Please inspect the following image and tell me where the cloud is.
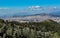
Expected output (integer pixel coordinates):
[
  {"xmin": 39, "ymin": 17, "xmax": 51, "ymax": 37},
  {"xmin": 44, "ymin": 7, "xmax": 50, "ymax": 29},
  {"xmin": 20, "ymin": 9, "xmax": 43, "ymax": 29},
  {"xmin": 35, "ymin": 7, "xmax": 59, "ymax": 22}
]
[
  {"xmin": 0, "ymin": 8, "xmax": 9, "ymax": 10},
  {"xmin": 29, "ymin": 6, "xmax": 40, "ymax": 8},
  {"xmin": 0, "ymin": 6, "xmax": 59, "ymax": 17},
  {"xmin": 28, "ymin": 5, "xmax": 42, "ymax": 10}
]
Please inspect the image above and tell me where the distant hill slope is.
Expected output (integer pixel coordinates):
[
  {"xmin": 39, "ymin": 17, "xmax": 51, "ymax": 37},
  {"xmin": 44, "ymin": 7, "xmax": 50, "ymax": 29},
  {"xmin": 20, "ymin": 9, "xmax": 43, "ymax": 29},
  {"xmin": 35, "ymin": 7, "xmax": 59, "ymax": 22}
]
[{"xmin": 49, "ymin": 11, "xmax": 60, "ymax": 17}]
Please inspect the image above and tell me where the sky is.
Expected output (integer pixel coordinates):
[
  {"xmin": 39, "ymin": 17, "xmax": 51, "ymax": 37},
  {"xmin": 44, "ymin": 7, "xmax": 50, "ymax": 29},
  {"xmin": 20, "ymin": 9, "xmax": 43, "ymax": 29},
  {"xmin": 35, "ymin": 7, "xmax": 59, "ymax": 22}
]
[
  {"xmin": 0, "ymin": 0, "xmax": 60, "ymax": 17},
  {"xmin": 0, "ymin": 0, "xmax": 60, "ymax": 7}
]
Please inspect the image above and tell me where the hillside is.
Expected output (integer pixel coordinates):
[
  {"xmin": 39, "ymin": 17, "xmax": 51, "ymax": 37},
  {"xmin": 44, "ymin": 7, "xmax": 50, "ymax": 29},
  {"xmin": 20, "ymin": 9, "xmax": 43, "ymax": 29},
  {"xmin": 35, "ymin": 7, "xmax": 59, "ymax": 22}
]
[{"xmin": 0, "ymin": 19, "xmax": 60, "ymax": 38}]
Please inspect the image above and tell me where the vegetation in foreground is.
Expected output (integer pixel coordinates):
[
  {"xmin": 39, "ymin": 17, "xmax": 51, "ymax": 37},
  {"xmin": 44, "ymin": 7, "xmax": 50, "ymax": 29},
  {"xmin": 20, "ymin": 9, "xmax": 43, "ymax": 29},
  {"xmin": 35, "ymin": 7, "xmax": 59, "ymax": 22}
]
[{"xmin": 0, "ymin": 19, "xmax": 60, "ymax": 38}]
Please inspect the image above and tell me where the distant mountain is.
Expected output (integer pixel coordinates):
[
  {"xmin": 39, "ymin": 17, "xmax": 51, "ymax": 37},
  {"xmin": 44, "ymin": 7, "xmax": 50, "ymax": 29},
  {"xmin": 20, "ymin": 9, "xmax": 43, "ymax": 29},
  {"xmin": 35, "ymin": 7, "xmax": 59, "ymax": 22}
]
[
  {"xmin": 49, "ymin": 11, "xmax": 60, "ymax": 17},
  {"xmin": 0, "ymin": 6, "xmax": 60, "ymax": 18}
]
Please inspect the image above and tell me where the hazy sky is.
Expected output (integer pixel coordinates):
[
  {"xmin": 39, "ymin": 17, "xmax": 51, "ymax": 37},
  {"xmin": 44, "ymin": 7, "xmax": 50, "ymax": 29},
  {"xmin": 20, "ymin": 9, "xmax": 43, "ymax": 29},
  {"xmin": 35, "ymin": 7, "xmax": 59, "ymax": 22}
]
[
  {"xmin": 0, "ymin": 0, "xmax": 60, "ymax": 17},
  {"xmin": 0, "ymin": 0, "xmax": 60, "ymax": 7}
]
